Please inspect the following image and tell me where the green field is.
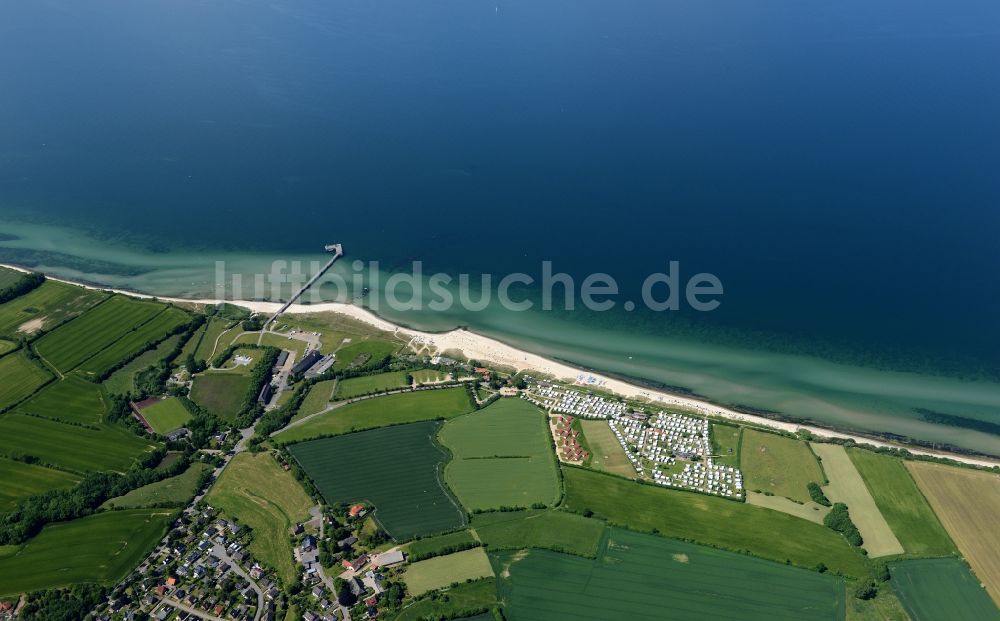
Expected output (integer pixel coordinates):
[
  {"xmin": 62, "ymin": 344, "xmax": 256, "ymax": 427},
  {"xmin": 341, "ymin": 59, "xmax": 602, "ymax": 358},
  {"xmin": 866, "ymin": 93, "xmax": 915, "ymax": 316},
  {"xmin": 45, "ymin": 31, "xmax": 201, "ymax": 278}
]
[
  {"xmin": 276, "ymin": 387, "xmax": 473, "ymax": 442},
  {"xmin": 403, "ymin": 548, "xmax": 495, "ymax": 596},
  {"xmin": 472, "ymin": 510, "xmax": 606, "ymax": 558},
  {"xmin": 405, "ymin": 530, "xmax": 480, "ymax": 560},
  {"xmin": 740, "ymin": 429, "xmax": 825, "ymax": 503},
  {"xmin": 0, "ymin": 267, "xmax": 22, "ymax": 289},
  {"xmin": 35, "ymin": 296, "xmax": 168, "ymax": 373},
  {"xmin": 332, "ymin": 339, "xmax": 399, "ymax": 370},
  {"xmin": 0, "ymin": 351, "xmax": 51, "ymax": 410},
  {"xmin": 847, "ymin": 448, "xmax": 957, "ymax": 557},
  {"xmin": 193, "ymin": 316, "xmax": 232, "ymax": 361},
  {"xmin": 0, "ymin": 508, "xmax": 176, "ymax": 597},
  {"xmin": 496, "ymin": 528, "xmax": 846, "ymax": 621},
  {"xmin": 103, "ymin": 462, "xmax": 212, "ymax": 509},
  {"xmin": 140, "ymin": 397, "xmax": 192, "ymax": 434},
  {"xmin": 438, "ymin": 399, "xmax": 559, "ymax": 510},
  {"xmin": 76, "ymin": 306, "xmax": 189, "ymax": 377},
  {"xmin": 0, "ymin": 412, "xmax": 158, "ymax": 473},
  {"xmin": 711, "ymin": 423, "xmax": 742, "ymax": 467},
  {"xmin": 205, "ymin": 452, "xmax": 313, "ymax": 585},
  {"xmin": 0, "ymin": 280, "xmax": 106, "ymax": 338},
  {"xmin": 0, "ymin": 340, "xmax": 14, "ymax": 356},
  {"xmin": 394, "ymin": 578, "xmax": 496, "ymax": 621},
  {"xmin": 335, "ymin": 371, "xmax": 410, "ymax": 399},
  {"xmin": 0, "ymin": 457, "xmax": 81, "ymax": 512},
  {"xmin": 578, "ymin": 419, "xmax": 634, "ymax": 477},
  {"xmin": 14, "ymin": 375, "xmax": 107, "ymax": 425},
  {"xmin": 562, "ymin": 467, "xmax": 868, "ymax": 577},
  {"xmin": 176, "ymin": 322, "xmax": 207, "ymax": 363},
  {"xmin": 190, "ymin": 372, "xmax": 252, "ymax": 421},
  {"xmin": 412, "ymin": 369, "xmax": 450, "ymax": 384},
  {"xmin": 232, "ymin": 331, "xmax": 308, "ymax": 358},
  {"xmin": 103, "ymin": 333, "xmax": 183, "ymax": 395},
  {"xmin": 297, "ymin": 379, "xmax": 338, "ymax": 419},
  {"xmin": 289, "ymin": 422, "xmax": 466, "ymax": 540},
  {"xmin": 890, "ymin": 558, "xmax": 1000, "ymax": 621}
]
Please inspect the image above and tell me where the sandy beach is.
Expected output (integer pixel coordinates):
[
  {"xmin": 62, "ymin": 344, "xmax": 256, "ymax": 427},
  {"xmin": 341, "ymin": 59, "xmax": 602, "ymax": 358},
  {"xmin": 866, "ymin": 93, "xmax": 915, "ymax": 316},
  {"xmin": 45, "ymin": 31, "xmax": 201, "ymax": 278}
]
[{"xmin": 4, "ymin": 262, "xmax": 998, "ymax": 469}]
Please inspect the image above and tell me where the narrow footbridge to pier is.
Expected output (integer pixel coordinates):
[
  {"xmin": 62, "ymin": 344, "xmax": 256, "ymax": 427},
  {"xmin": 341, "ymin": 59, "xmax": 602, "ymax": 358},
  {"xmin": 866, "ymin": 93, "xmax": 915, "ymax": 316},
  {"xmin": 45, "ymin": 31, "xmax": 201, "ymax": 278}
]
[{"xmin": 265, "ymin": 243, "xmax": 343, "ymax": 328}]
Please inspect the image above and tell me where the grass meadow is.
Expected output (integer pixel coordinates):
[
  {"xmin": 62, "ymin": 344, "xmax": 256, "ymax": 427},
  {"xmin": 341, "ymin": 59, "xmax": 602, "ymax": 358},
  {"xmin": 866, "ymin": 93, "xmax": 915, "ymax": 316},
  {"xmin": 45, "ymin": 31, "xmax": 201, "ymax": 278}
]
[
  {"xmin": 0, "ymin": 281, "xmax": 106, "ymax": 338},
  {"xmin": 404, "ymin": 530, "xmax": 479, "ymax": 560},
  {"xmin": 103, "ymin": 462, "xmax": 212, "ymax": 509},
  {"xmin": 438, "ymin": 399, "xmax": 559, "ymax": 511},
  {"xmin": 140, "ymin": 397, "xmax": 192, "ymax": 434},
  {"xmin": 193, "ymin": 316, "xmax": 233, "ymax": 361},
  {"xmin": 335, "ymin": 370, "xmax": 410, "ymax": 399},
  {"xmin": 332, "ymin": 339, "xmax": 399, "ymax": 370},
  {"xmin": 711, "ymin": 423, "xmax": 742, "ymax": 467},
  {"xmin": 190, "ymin": 372, "xmax": 252, "ymax": 422},
  {"xmin": 0, "ymin": 457, "xmax": 81, "ymax": 512},
  {"xmin": 0, "ymin": 508, "xmax": 175, "ymax": 597},
  {"xmin": 890, "ymin": 558, "xmax": 1000, "ymax": 621},
  {"xmin": 205, "ymin": 452, "xmax": 313, "ymax": 585},
  {"xmin": 102, "ymin": 334, "xmax": 183, "ymax": 395},
  {"xmin": 394, "ymin": 578, "xmax": 496, "ymax": 621},
  {"xmin": 472, "ymin": 510, "xmax": 606, "ymax": 558},
  {"xmin": 0, "ymin": 351, "xmax": 51, "ymax": 410},
  {"xmin": 403, "ymin": 548, "xmax": 495, "ymax": 596},
  {"xmin": 495, "ymin": 528, "xmax": 846, "ymax": 621},
  {"xmin": 297, "ymin": 379, "xmax": 337, "ymax": 419},
  {"xmin": 740, "ymin": 429, "xmax": 825, "ymax": 503},
  {"xmin": 276, "ymin": 387, "xmax": 473, "ymax": 442},
  {"xmin": 846, "ymin": 449, "xmax": 956, "ymax": 557},
  {"xmin": 76, "ymin": 306, "xmax": 189, "ymax": 377},
  {"xmin": 14, "ymin": 375, "xmax": 108, "ymax": 425},
  {"xmin": 578, "ymin": 419, "xmax": 635, "ymax": 477},
  {"xmin": 562, "ymin": 467, "xmax": 868, "ymax": 577},
  {"xmin": 289, "ymin": 422, "xmax": 466, "ymax": 540},
  {"xmin": 0, "ymin": 267, "xmax": 22, "ymax": 288},
  {"xmin": 412, "ymin": 369, "xmax": 451, "ymax": 384}
]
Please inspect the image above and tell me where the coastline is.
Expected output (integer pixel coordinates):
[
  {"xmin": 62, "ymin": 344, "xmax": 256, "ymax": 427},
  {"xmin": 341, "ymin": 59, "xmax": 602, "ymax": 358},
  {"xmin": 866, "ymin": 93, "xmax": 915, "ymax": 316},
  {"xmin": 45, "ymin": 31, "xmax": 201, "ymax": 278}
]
[{"xmin": 4, "ymin": 262, "xmax": 999, "ymax": 470}]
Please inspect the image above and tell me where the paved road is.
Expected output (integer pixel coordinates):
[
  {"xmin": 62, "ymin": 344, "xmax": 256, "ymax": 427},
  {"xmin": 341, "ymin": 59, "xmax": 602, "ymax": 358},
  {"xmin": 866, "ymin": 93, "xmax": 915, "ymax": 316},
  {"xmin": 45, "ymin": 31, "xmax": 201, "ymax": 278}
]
[{"xmin": 155, "ymin": 596, "xmax": 228, "ymax": 621}]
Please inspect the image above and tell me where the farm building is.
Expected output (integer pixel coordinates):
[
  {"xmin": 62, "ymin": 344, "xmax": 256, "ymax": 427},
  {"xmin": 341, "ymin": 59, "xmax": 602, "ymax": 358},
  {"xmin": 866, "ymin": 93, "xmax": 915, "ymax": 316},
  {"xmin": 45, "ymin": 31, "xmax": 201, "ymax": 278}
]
[{"xmin": 292, "ymin": 350, "xmax": 323, "ymax": 375}]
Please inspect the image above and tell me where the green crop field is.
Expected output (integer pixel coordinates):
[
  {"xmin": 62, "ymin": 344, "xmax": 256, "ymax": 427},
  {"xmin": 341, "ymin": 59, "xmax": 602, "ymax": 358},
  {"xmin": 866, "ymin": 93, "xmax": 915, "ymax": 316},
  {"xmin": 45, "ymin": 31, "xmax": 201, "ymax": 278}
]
[
  {"xmin": 0, "ymin": 457, "xmax": 81, "ymax": 512},
  {"xmin": 0, "ymin": 508, "xmax": 176, "ymax": 597},
  {"xmin": 194, "ymin": 316, "xmax": 232, "ymax": 361},
  {"xmin": 403, "ymin": 548, "xmax": 495, "ymax": 596},
  {"xmin": 35, "ymin": 296, "xmax": 167, "ymax": 372},
  {"xmin": 103, "ymin": 334, "xmax": 183, "ymax": 395},
  {"xmin": 711, "ymin": 423, "xmax": 742, "ymax": 467},
  {"xmin": 190, "ymin": 372, "xmax": 252, "ymax": 421},
  {"xmin": 205, "ymin": 452, "xmax": 313, "ymax": 585},
  {"xmin": 0, "ymin": 340, "xmax": 14, "ymax": 356},
  {"xmin": 562, "ymin": 467, "xmax": 868, "ymax": 577},
  {"xmin": 335, "ymin": 371, "xmax": 410, "ymax": 399},
  {"xmin": 405, "ymin": 530, "xmax": 479, "ymax": 560},
  {"xmin": 176, "ymin": 322, "xmax": 206, "ymax": 363},
  {"xmin": 76, "ymin": 306, "xmax": 189, "ymax": 377},
  {"xmin": 438, "ymin": 399, "xmax": 559, "ymax": 510},
  {"xmin": 847, "ymin": 448, "xmax": 956, "ymax": 557},
  {"xmin": 472, "ymin": 510, "xmax": 606, "ymax": 558},
  {"xmin": 740, "ymin": 429, "xmax": 825, "ymax": 503},
  {"xmin": 140, "ymin": 397, "xmax": 192, "ymax": 434},
  {"xmin": 394, "ymin": 578, "xmax": 497, "ymax": 621},
  {"xmin": 496, "ymin": 528, "xmax": 846, "ymax": 621},
  {"xmin": 289, "ymin": 422, "xmax": 466, "ymax": 540},
  {"xmin": 297, "ymin": 379, "xmax": 338, "ymax": 419},
  {"xmin": 0, "ymin": 351, "xmax": 51, "ymax": 410},
  {"xmin": 14, "ymin": 375, "xmax": 107, "ymax": 425},
  {"xmin": 578, "ymin": 419, "xmax": 634, "ymax": 477},
  {"xmin": 103, "ymin": 462, "xmax": 212, "ymax": 509},
  {"xmin": 332, "ymin": 339, "xmax": 399, "ymax": 370},
  {"xmin": 0, "ymin": 412, "xmax": 158, "ymax": 473},
  {"xmin": 890, "ymin": 558, "xmax": 1000, "ymax": 621},
  {"xmin": 276, "ymin": 387, "xmax": 473, "ymax": 442},
  {"xmin": 0, "ymin": 280, "xmax": 106, "ymax": 338}
]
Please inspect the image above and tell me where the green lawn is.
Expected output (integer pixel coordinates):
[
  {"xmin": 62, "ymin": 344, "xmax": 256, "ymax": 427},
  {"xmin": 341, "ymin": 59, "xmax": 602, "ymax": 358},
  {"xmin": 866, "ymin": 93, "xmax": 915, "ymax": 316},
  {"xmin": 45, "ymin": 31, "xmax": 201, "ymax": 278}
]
[
  {"xmin": 102, "ymin": 462, "xmax": 212, "ymax": 509},
  {"xmin": 562, "ymin": 467, "xmax": 868, "ymax": 577},
  {"xmin": 232, "ymin": 331, "xmax": 308, "ymax": 358},
  {"xmin": 578, "ymin": 419, "xmax": 635, "ymax": 477},
  {"xmin": 14, "ymin": 375, "xmax": 108, "ymax": 425},
  {"xmin": 76, "ymin": 306, "xmax": 189, "ymax": 378},
  {"xmin": 0, "ymin": 457, "xmax": 81, "ymax": 513},
  {"xmin": 438, "ymin": 399, "xmax": 560, "ymax": 510},
  {"xmin": 404, "ymin": 530, "xmax": 480, "ymax": 560},
  {"xmin": 393, "ymin": 578, "xmax": 496, "ymax": 621},
  {"xmin": 335, "ymin": 371, "xmax": 410, "ymax": 399},
  {"xmin": 403, "ymin": 548, "xmax": 495, "ymax": 596},
  {"xmin": 332, "ymin": 339, "xmax": 400, "ymax": 370},
  {"xmin": 890, "ymin": 558, "xmax": 1000, "ymax": 621},
  {"xmin": 35, "ymin": 296, "xmax": 168, "ymax": 373},
  {"xmin": 847, "ymin": 448, "xmax": 957, "ymax": 557},
  {"xmin": 412, "ymin": 369, "xmax": 451, "ymax": 385},
  {"xmin": 176, "ymin": 322, "xmax": 207, "ymax": 364},
  {"xmin": 190, "ymin": 372, "xmax": 252, "ymax": 422},
  {"xmin": 0, "ymin": 508, "xmax": 176, "ymax": 597},
  {"xmin": 740, "ymin": 429, "xmax": 825, "ymax": 502},
  {"xmin": 711, "ymin": 423, "xmax": 742, "ymax": 467},
  {"xmin": 193, "ymin": 316, "xmax": 233, "ymax": 362},
  {"xmin": 0, "ymin": 351, "xmax": 51, "ymax": 410},
  {"xmin": 140, "ymin": 397, "xmax": 193, "ymax": 434},
  {"xmin": 495, "ymin": 528, "xmax": 846, "ymax": 621},
  {"xmin": 297, "ymin": 379, "xmax": 338, "ymax": 419},
  {"xmin": 0, "ymin": 280, "xmax": 106, "ymax": 338},
  {"xmin": 276, "ymin": 387, "xmax": 473, "ymax": 442},
  {"xmin": 205, "ymin": 452, "xmax": 313, "ymax": 585},
  {"xmin": 472, "ymin": 510, "xmax": 606, "ymax": 558},
  {"xmin": 289, "ymin": 422, "xmax": 466, "ymax": 540},
  {"xmin": 103, "ymin": 334, "xmax": 183, "ymax": 395}
]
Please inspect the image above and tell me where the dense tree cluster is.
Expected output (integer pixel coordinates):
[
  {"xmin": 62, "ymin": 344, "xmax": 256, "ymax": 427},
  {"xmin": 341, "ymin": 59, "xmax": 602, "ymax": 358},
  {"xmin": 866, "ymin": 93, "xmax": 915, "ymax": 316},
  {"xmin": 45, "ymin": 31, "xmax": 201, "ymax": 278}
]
[
  {"xmin": 19, "ymin": 584, "xmax": 106, "ymax": 621},
  {"xmin": 807, "ymin": 482, "xmax": 831, "ymax": 506},
  {"xmin": 823, "ymin": 503, "xmax": 863, "ymax": 547},
  {"xmin": 0, "ymin": 271, "xmax": 44, "ymax": 304}
]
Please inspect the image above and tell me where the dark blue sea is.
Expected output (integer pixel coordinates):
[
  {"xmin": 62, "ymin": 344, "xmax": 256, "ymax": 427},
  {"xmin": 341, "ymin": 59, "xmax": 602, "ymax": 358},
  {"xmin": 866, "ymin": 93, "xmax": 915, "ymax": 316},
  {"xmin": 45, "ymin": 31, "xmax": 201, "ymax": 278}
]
[{"xmin": 1, "ymin": 0, "xmax": 999, "ymax": 454}]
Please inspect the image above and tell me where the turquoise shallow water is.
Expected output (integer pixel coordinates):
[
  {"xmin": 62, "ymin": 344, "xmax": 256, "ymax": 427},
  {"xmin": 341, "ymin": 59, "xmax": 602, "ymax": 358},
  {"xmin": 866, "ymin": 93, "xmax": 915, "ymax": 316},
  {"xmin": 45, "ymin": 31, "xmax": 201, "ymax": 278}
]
[{"xmin": 1, "ymin": 0, "xmax": 999, "ymax": 454}]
